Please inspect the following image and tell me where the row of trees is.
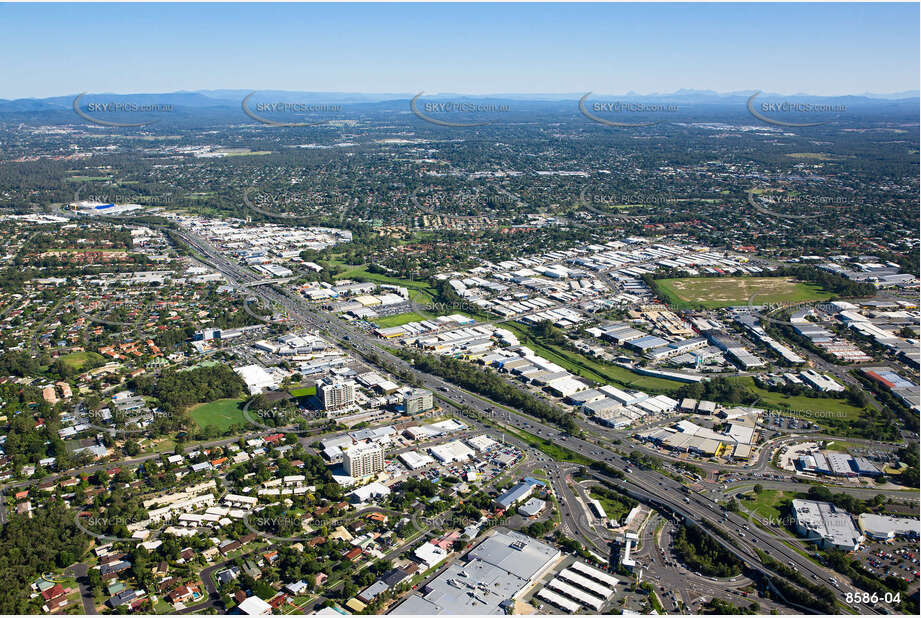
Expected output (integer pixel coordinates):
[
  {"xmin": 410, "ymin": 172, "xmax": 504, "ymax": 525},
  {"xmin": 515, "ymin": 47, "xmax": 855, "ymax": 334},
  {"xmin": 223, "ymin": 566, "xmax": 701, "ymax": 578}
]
[
  {"xmin": 853, "ymin": 371, "xmax": 919, "ymax": 435},
  {"xmin": 802, "ymin": 485, "xmax": 888, "ymax": 516},
  {"xmin": 672, "ymin": 523, "xmax": 743, "ymax": 578},
  {"xmin": 676, "ymin": 377, "xmax": 758, "ymax": 406},
  {"xmin": 755, "ymin": 548, "xmax": 837, "ymax": 613},
  {"xmin": 771, "ymin": 265, "xmax": 877, "ymax": 298}
]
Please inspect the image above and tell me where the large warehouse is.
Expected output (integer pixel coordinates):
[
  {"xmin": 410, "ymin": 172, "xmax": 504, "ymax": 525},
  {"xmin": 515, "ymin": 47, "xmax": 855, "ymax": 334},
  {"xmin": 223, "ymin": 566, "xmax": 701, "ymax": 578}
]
[
  {"xmin": 391, "ymin": 530, "xmax": 561, "ymax": 615},
  {"xmin": 791, "ymin": 499, "xmax": 864, "ymax": 551}
]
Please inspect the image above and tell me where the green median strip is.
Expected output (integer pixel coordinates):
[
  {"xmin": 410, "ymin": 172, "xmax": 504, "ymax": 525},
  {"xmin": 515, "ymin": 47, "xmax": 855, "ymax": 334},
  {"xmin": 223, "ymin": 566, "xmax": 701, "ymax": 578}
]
[
  {"xmin": 501, "ymin": 322, "xmax": 683, "ymax": 394},
  {"xmin": 494, "ymin": 423, "xmax": 593, "ymax": 466}
]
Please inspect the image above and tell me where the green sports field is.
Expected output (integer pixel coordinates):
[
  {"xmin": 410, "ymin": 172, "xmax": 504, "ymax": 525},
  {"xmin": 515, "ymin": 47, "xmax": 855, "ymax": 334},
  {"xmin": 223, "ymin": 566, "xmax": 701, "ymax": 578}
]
[
  {"xmin": 58, "ymin": 351, "xmax": 105, "ymax": 370},
  {"xmin": 189, "ymin": 398, "xmax": 246, "ymax": 430},
  {"xmin": 289, "ymin": 385, "xmax": 316, "ymax": 398},
  {"xmin": 654, "ymin": 277, "xmax": 833, "ymax": 309},
  {"xmin": 372, "ymin": 311, "xmax": 431, "ymax": 328}
]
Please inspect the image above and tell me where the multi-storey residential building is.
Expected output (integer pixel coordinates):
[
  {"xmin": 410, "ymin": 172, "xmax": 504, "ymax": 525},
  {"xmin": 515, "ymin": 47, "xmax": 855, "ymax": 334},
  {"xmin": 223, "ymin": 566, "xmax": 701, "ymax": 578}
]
[
  {"xmin": 320, "ymin": 379, "xmax": 356, "ymax": 410},
  {"xmin": 404, "ymin": 388, "xmax": 434, "ymax": 414},
  {"xmin": 344, "ymin": 442, "xmax": 384, "ymax": 478}
]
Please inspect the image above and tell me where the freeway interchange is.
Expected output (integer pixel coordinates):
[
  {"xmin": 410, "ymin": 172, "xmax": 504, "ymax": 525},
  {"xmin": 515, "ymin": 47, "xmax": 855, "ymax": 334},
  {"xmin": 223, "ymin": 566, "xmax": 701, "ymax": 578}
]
[{"xmin": 175, "ymin": 227, "xmax": 883, "ymax": 615}]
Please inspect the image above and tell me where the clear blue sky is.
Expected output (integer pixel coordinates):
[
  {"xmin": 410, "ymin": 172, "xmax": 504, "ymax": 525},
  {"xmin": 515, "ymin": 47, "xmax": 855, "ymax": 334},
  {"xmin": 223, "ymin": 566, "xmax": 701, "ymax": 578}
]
[{"xmin": 1, "ymin": 2, "xmax": 917, "ymax": 98}]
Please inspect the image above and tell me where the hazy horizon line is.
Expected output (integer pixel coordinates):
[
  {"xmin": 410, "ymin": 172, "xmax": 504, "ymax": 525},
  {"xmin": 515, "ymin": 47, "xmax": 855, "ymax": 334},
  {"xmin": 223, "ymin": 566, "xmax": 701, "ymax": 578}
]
[{"xmin": 3, "ymin": 88, "xmax": 919, "ymax": 101}]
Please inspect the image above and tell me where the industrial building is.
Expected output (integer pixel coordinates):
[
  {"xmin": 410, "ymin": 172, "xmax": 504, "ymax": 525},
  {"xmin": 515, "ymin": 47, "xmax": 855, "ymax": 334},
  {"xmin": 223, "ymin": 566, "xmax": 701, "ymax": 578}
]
[
  {"xmin": 858, "ymin": 514, "xmax": 920, "ymax": 541},
  {"xmin": 399, "ymin": 450, "xmax": 435, "ymax": 470},
  {"xmin": 518, "ymin": 498, "xmax": 546, "ymax": 517},
  {"xmin": 466, "ymin": 434, "xmax": 500, "ymax": 452},
  {"xmin": 392, "ymin": 530, "xmax": 561, "ymax": 615},
  {"xmin": 234, "ymin": 364, "xmax": 278, "ymax": 395},
  {"xmin": 535, "ymin": 561, "xmax": 618, "ymax": 613},
  {"xmin": 791, "ymin": 499, "xmax": 864, "ymax": 551},
  {"xmin": 800, "ymin": 369, "xmax": 845, "ymax": 393},
  {"xmin": 796, "ymin": 451, "xmax": 882, "ymax": 478},
  {"xmin": 429, "ymin": 440, "xmax": 475, "ymax": 464},
  {"xmin": 495, "ymin": 481, "xmax": 535, "ymax": 510}
]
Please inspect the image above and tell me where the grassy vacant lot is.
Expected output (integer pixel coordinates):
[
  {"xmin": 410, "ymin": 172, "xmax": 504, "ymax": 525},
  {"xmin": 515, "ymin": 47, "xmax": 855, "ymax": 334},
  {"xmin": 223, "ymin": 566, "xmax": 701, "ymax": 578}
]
[
  {"xmin": 58, "ymin": 351, "xmax": 105, "ymax": 370},
  {"xmin": 189, "ymin": 398, "xmax": 246, "ymax": 431},
  {"xmin": 589, "ymin": 489, "xmax": 634, "ymax": 522},
  {"xmin": 330, "ymin": 263, "xmax": 492, "ymax": 321},
  {"xmin": 786, "ymin": 153, "xmax": 839, "ymax": 161},
  {"xmin": 289, "ymin": 385, "xmax": 316, "ymax": 398},
  {"xmin": 743, "ymin": 378, "xmax": 865, "ymax": 421},
  {"xmin": 823, "ymin": 440, "xmax": 861, "ymax": 452},
  {"xmin": 372, "ymin": 311, "xmax": 432, "ymax": 328},
  {"xmin": 654, "ymin": 277, "xmax": 833, "ymax": 309},
  {"xmin": 332, "ymin": 265, "xmax": 439, "ymax": 304},
  {"xmin": 740, "ymin": 489, "xmax": 795, "ymax": 522}
]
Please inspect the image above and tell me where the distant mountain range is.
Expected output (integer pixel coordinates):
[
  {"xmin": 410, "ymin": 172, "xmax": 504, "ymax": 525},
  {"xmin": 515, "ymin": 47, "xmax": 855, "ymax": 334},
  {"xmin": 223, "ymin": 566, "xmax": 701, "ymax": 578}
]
[{"xmin": 1, "ymin": 89, "xmax": 917, "ymax": 114}]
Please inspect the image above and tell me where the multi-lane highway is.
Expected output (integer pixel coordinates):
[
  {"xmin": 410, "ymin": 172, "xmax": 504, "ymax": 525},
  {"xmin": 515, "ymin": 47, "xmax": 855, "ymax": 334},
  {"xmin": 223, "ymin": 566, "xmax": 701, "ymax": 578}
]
[{"xmin": 173, "ymin": 227, "xmax": 881, "ymax": 614}]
